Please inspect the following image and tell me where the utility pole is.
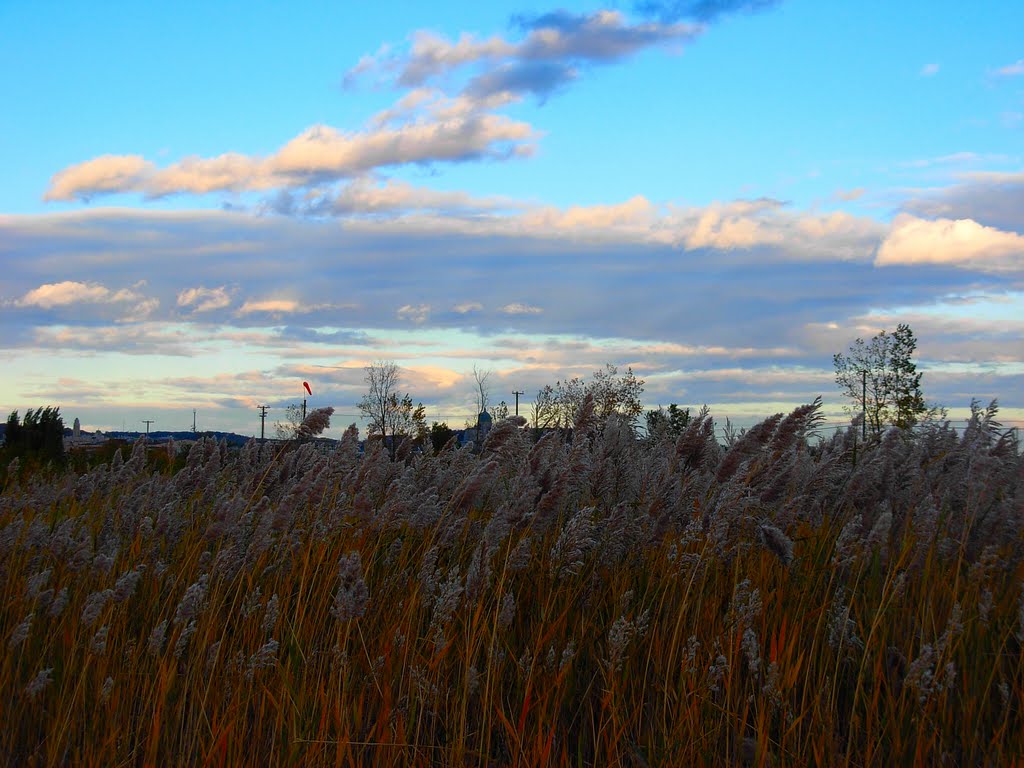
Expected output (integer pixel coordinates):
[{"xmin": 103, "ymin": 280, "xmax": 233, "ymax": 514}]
[
  {"xmin": 513, "ymin": 390, "xmax": 524, "ymax": 416},
  {"xmin": 257, "ymin": 406, "xmax": 269, "ymax": 440},
  {"xmin": 141, "ymin": 419, "xmax": 155, "ymax": 436},
  {"xmin": 192, "ymin": 409, "xmax": 197, "ymax": 434}
]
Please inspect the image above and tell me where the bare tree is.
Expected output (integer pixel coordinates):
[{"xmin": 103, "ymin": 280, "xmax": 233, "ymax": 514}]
[
  {"xmin": 472, "ymin": 365, "xmax": 492, "ymax": 415},
  {"xmin": 358, "ymin": 361, "xmax": 425, "ymax": 458},
  {"xmin": 532, "ymin": 384, "xmax": 561, "ymax": 431},
  {"xmin": 274, "ymin": 404, "xmax": 303, "ymax": 440}
]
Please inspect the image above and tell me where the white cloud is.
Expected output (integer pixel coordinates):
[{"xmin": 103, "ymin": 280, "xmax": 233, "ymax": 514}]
[
  {"xmin": 834, "ymin": 187, "xmax": 866, "ymax": 202},
  {"xmin": 349, "ymin": 10, "xmax": 700, "ymax": 97},
  {"xmin": 15, "ymin": 279, "xmax": 153, "ymax": 317},
  {"xmin": 898, "ymin": 152, "xmax": 981, "ymax": 169},
  {"xmin": 120, "ymin": 298, "xmax": 160, "ymax": 322},
  {"xmin": 232, "ymin": 299, "xmax": 354, "ymax": 318},
  {"xmin": 323, "ymin": 178, "xmax": 516, "ymax": 215},
  {"xmin": 145, "ymin": 153, "xmax": 268, "ymax": 197},
  {"xmin": 26, "ymin": 323, "xmax": 192, "ymax": 355},
  {"xmin": 500, "ymin": 302, "xmax": 543, "ymax": 315},
  {"xmin": 34, "ymin": 8, "xmax": 708, "ymax": 207},
  {"xmin": 237, "ymin": 298, "xmax": 300, "ymax": 315},
  {"xmin": 177, "ymin": 286, "xmax": 232, "ymax": 312},
  {"xmin": 684, "ymin": 199, "xmax": 784, "ymax": 249},
  {"xmin": 920, "ymin": 63, "xmax": 940, "ymax": 77},
  {"xmin": 959, "ymin": 170, "xmax": 1024, "ymax": 184},
  {"xmin": 4, "ymin": 193, "xmax": 1022, "ymax": 435},
  {"xmin": 44, "ymin": 155, "xmax": 156, "ymax": 202},
  {"xmin": 876, "ymin": 214, "xmax": 1024, "ymax": 273},
  {"xmin": 44, "ymin": 101, "xmax": 537, "ymax": 202},
  {"xmin": 17, "ymin": 281, "xmax": 115, "ymax": 308},
  {"xmin": 268, "ymin": 117, "xmax": 534, "ymax": 180},
  {"xmin": 993, "ymin": 59, "xmax": 1024, "ymax": 77},
  {"xmin": 397, "ymin": 303, "xmax": 431, "ymax": 323},
  {"xmin": 523, "ymin": 195, "xmax": 657, "ymax": 232},
  {"xmin": 398, "ymin": 31, "xmax": 516, "ymax": 85}
]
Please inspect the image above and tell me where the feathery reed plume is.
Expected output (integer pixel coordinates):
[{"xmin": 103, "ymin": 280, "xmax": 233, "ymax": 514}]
[
  {"xmin": 80, "ymin": 589, "xmax": 113, "ymax": 627},
  {"xmin": 330, "ymin": 552, "xmax": 369, "ymax": 621},
  {"xmin": 173, "ymin": 575, "xmax": 208, "ymax": 625},
  {"xmin": 296, "ymin": 407, "xmax": 334, "ymax": 439},
  {"xmin": 246, "ymin": 640, "xmax": 279, "ymax": 680},
  {"xmin": 549, "ymin": 506, "xmax": 597, "ymax": 580},
  {"xmin": 89, "ymin": 625, "xmax": 109, "ymax": 655},
  {"xmin": 8, "ymin": 613, "xmax": 33, "ymax": 649},
  {"xmin": 25, "ymin": 570, "xmax": 51, "ymax": 600},
  {"xmin": 449, "ymin": 458, "xmax": 499, "ymax": 514},
  {"xmin": 261, "ymin": 594, "xmax": 280, "ymax": 634},
  {"xmin": 0, "ymin": 393, "xmax": 1021, "ymax": 764},
  {"xmin": 147, "ymin": 620, "xmax": 168, "ymax": 657},
  {"xmin": 24, "ymin": 668, "xmax": 53, "ymax": 699},
  {"xmin": 758, "ymin": 523, "xmax": 794, "ymax": 566},
  {"xmin": 498, "ymin": 591, "xmax": 515, "ymax": 629},
  {"xmin": 112, "ymin": 567, "xmax": 144, "ymax": 603},
  {"xmin": 429, "ymin": 567, "xmax": 463, "ymax": 651}
]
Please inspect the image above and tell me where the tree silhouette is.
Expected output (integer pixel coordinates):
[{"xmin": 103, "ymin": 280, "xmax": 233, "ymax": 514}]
[
  {"xmin": 358, "ymin": 361, "xmax": 426, "ymax": 458},
  {"xmin": 833, "ymin": 323, "xmax": 927, "ymax": 434},
  {"xmin": 3, "ymin": 407, "xmax": 66, "ymax": 467}
]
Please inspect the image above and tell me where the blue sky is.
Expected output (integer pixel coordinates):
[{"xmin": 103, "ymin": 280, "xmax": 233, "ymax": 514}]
[{"xmin": 1, "ymin": 0, "xmax": 1022, "ymax": 437}]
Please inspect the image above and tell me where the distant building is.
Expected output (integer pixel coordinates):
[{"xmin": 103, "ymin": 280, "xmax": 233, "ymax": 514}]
[
  {"xmin": 459, "ymin": 410, "xmax": 493, "ymax": 449},
  {"xmin": 477, "ymin": 410, "xmax": 492, "ymax": 439}
]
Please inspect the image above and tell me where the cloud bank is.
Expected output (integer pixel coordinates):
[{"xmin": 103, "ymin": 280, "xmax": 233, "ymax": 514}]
[{"xmin": 877, "ymin": 214, "xmax": 1024, "ymax": 273}]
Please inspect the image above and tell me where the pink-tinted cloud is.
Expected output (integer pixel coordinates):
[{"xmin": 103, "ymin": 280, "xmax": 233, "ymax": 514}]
[
  {"xmin": 44, "ymin": 155, "xmax": 156, "ymax": 202},
  {"xmin": 44, "ymin": 102, "xmax": 537, "ymax": 202},
  {"xmin": 177, "ymin": 286, "xmax": 233, "ymax": 312},
  {"xmin": 993, "ymin": 58, "xmax": 1024, "ymax": 77},
  {"xmin": 876, "ymin": 214, "xmax": 1024, "ymax": 273}
]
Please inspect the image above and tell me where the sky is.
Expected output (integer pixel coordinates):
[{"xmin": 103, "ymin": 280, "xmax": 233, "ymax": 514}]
[{"xmin": 1, "ymin": 0, "xmax": 1023, "ymax": 439}]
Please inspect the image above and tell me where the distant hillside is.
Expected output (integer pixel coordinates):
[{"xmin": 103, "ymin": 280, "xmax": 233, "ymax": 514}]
[
  {"xmin": 55, "ymin": 427, "xmax": 255, "ymax": 447},
  {"xmin": 99, "ymin": 430, "xmax": 254, "ymax": 447}
]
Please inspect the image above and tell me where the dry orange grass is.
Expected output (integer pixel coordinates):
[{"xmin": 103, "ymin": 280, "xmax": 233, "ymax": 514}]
[{"xmin": 1, "ymin": 403, "xmax": 1022, "ymax": 766}]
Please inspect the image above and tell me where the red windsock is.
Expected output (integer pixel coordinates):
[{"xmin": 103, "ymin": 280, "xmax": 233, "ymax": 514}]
[{"xmin": 303, "ymin": 381, "xmax": 312, "ymax": 396}]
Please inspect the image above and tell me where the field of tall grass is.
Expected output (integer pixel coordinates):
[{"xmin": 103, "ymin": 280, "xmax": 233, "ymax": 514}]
[{"xmin": 1, "ymin": 398, "xmax": 1022, "ymax": 766}]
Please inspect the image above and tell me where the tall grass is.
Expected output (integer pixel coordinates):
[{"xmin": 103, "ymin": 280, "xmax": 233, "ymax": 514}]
[{"xmin": 1, "ymin": 400, "xmax": 1021, "ymax": 766}]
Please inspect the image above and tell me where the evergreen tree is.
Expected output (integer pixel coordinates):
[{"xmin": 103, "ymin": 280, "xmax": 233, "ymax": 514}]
[
  {"xmin": 645, "ymin": 404, "xmax": 691, "ymax": 439},
  {"xmin": 3, "ymin": 407, "xmax": 66, "ymax": 467}
]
